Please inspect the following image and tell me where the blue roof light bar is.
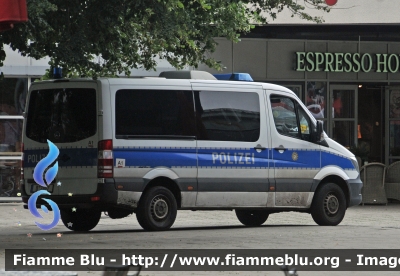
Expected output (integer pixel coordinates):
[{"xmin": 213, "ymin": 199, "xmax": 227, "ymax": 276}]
[{"xmin": 213, "ymin": 73, "xmax": 253, "ymax": 82}]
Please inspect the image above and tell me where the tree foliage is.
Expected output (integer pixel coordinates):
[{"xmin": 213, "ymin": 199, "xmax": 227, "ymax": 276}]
[{"xmin": 0, "ymin": 0, "xmax": 330, "ymax": 78}]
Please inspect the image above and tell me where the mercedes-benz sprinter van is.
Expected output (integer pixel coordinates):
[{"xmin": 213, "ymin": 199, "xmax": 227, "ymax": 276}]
[{"xmin": 22, "ymin": 71, "xmax": 362, "ymax": 231}]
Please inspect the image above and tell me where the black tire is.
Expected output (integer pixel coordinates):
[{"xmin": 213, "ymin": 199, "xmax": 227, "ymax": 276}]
[
  {"xmin": 235, "ymin": 209, "xmax": 269, "ymax": 226},
  {"xmin": 60, "ymin": 208, "xmax": 101, "ymax": 231},
  {"xmin": 107, "ymin": 208, "xmax": 133, "ymax": 219},
  {"xmin": 311, "ymin": 182, "xmax": 346, "ymax": 226},
  {"xmin": 136, "ymin": 186, "xmax": 177, "ymax": 231}
]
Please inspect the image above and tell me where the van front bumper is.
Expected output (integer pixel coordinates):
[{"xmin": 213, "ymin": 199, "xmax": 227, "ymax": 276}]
[{"xmin": 347, "ymin": 176, "xmax": 363, "ymax": 207}]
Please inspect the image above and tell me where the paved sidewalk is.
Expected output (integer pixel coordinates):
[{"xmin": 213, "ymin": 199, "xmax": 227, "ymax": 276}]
[{"xmin": 1, "ymin": 201, "xmax": 399, "ymax": 276}]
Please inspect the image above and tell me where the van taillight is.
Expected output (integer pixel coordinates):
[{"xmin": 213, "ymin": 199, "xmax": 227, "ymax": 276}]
[
  {"xmin": 21, "ymin": 142, "xmax": 24, "ymax": 180},
  {"xmin": 98, "ymin": 140, "xmax": 113, "ymax": 178}
]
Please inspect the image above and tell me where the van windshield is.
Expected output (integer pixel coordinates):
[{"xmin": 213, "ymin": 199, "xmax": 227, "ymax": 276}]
[{"xmin": 26, "ymin": 88, "xmax": 96, "ymax": 143}]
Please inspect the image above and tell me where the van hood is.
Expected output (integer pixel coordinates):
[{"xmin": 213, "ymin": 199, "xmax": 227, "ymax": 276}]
[{"xmin": 325, "ymin": 136, "xmax": 355, "ymax": 158}]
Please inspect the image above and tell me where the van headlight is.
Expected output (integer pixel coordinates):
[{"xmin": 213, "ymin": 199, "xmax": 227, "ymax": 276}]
[{"xmin": 351, "ymin": 158, "xmax": 360, "ymax": 173}]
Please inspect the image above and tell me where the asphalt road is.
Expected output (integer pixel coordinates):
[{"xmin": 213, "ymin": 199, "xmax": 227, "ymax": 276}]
[{"xmin": 0, "ymin": 201, "xmax": 400, "ymax": 276}]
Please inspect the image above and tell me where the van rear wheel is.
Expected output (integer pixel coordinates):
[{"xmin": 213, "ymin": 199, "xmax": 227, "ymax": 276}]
[
  {"xmin": 235, "ymin": 210, "xmax": 269, "ymax": 226},
  {"xmin": 60, "ymin": 208, "xmax": 101, "ymax": 231},
  {"xmin": 311, "ymin": 182, "xmax": 346, "ymax": 226},
  {"xmin": 136, "ymin": 186, "xmax": 177, "ymax": 231}
]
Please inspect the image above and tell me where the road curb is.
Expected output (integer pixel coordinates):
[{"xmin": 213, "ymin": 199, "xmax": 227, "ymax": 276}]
[{"xmin": 0, "ymin": 197, "xmax": 22, "ymax": 203}]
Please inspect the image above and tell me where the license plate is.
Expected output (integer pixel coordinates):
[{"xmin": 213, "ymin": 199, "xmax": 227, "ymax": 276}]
[{"xmin": 30, "ymin": 184, "xmax": 54, "ymax": 193}]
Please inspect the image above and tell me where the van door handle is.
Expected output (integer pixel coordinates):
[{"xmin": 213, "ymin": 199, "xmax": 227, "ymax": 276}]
[
  {"xmin": 274, "ymin": 145, "xmax": 288, "ymax": 151},
  {"xmin": 253, "ymin": 144, "xmax": 267, "ymax": 151}
]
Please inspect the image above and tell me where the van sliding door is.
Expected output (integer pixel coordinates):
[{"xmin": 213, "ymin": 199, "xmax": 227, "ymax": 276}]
[
  {"xmin": 192, "ymin": 83, "xmax": 271, "ymax": 208},
  {"xmin": 112, "ymin": 88, "xmax": 198, "ymax": 208}
]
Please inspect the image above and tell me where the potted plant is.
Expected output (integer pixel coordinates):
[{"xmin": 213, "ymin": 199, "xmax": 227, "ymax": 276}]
[{"xmin": 350, "ymin": 142, "xmax": 370, "ymax": 164}]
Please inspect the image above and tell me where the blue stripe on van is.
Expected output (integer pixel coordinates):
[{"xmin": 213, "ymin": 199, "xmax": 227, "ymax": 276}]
[
  {"xmin": 113, "ymin": 147, "xmax": 197, "ymax": 167},
  {"xmin": 24, "ymin": 147, "xmax": 354, "ymax": 170},
  {"xmin": 24, "ymin": 148, "xmax": 97, "ymax": 168},
  {"xmin": 321, "ymin": 151, "xmax": 354, "ymax": 170},
  {"xmin": 114, "ymin": 147, "xmax": 355, "ymax": 170},
  {"xmin": 273, "ymin": 149, "xmax": 320, "ymax": 169}
]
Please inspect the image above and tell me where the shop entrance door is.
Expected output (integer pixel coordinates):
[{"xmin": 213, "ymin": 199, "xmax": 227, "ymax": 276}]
[
  {"xmin": 329, "ymin": 85, "xmax": 358, "ymax": 150},
  {"xmin": 357, "ymin": 85, "xmax": 384, "ymax": 164},
  {"xmin": 385, "ymin": 87, "xmax": 400, "ymax": 165}
]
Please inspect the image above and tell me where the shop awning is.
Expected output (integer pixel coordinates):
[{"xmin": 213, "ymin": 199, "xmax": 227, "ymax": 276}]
[{"xmin": 0, "ymin": 0, "xmax": 28, "ymax": 31}]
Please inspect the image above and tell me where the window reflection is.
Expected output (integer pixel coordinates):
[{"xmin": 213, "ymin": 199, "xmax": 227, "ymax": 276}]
[
  {"xmin": 332, "ymin": 121, "xmax": 354, "ymax": 148},
  {"xmin": 306, "ymin": 82, "xmax": 326, "ymax": 119},
  {"xmin": 390, "ymin": 90, "xmax": 400, "ymax": 119},
  {"xmin": 195, "ymin": 91, "xmax": 260, "ymax": 142},
  {"xmin": 332, "ymin": 90, "xmax": 354, "ymax": 118},
  {"xmin": 0, "ymin": 78, "xmax": 26, "ymax": 197}
]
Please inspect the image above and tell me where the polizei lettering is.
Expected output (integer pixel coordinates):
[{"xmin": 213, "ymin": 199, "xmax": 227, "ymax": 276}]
[
  {"xmin": 212, "ymin": 152, "xmax": 255, "ymax": 165},
  {"xmin": 27, "ymin": 154, "xmax": 47, "ymax": 164}
]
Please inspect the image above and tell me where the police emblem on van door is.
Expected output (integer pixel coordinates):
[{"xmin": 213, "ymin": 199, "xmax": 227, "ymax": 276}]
[{"xmin": 292, "ymin": 152, "xmax": 299, "ymax": 161}]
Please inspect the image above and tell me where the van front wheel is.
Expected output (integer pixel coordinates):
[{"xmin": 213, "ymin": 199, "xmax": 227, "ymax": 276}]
[
  {"xmin": 60, "ymin": 209, "xmax": 101, "ymax": 231},
  {"xmin": 235, "ymin": 210, "xmax": 269, "ymax": 226},
  {"xmin": 311, "ymin": 183, "xmax": 346, "ymax": 226},
  {"xmin": 136, "ymin": 186, "xmax": 177, "ymax": 231}
]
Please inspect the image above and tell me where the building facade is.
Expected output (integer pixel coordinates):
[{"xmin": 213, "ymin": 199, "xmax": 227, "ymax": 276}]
[{"xmin": 199, "ymin": 24, "xmax": 400, "ymax": 166}]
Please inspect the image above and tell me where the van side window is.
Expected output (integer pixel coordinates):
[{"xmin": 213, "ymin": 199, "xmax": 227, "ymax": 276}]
[
  {"xmin": 270, "ymin": 95, "xmax": 313, "ymax": 141},
  {"xmin": 115, "ymin": 90, "xmax": 195, "ymax": 137},
  {"xmin": 298, "ymin": 107, "xmax": 312, "ymax": 141},
  {"xmin": 194, "ymin": 91, "xmax": 260, "ymax": 142},
  {"xmin": 270, "ymin": 96, "xmax": 299, "ymax": 138}
]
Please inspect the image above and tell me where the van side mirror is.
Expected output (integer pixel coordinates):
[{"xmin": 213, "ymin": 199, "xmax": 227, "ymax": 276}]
[
  {"xmin": 312, "ymin": 120, "xmax": 324, "ymax": 143},
  {"xmin": 316, "ymin": 120, "xmax": 323, "ymax": 141}
]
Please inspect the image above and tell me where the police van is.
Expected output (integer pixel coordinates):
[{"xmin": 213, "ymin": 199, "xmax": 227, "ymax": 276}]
[{"xmin": 21, "ymin": 71, "xmax": 362, "ymax": 231}]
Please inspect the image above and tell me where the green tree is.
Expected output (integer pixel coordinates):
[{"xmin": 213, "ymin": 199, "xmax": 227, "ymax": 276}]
[{"xmin": 0, "ymin": 0, "xmax": 330, "ymax": 78}]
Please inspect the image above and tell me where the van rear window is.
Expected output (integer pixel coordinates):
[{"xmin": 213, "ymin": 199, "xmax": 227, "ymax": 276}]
[{"xmin": 26, "ymin": 88, "xmax": 96, "ymax": 143}]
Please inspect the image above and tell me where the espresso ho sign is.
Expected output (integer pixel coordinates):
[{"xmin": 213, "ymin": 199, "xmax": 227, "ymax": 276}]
[{"xmin": 296, "ymin": 52, "xmax": 400, "ymax": 73}]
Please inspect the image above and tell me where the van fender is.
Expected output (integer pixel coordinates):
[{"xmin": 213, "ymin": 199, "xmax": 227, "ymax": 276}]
[
  {"xmin": 313, "ymin": 165, "xmax": 349, "ymax": 181},
  {"xmin": 311, "ymin": 165, "xmax": 350, "ymax": 196},
  {"xmin": 143, "ymin": 167, "xmax": 179, "ymax": 180},
  {"xmin": 142, "ymin": 167, "xmax": 191, "ymax": 207},
  {"xmin": 311, "ymin": 166, "xmax": 361, "ymax": 208}
]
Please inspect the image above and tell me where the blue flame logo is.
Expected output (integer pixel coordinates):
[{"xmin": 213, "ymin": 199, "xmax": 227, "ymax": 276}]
[
  {"xmin": 33, "ymin": 140, "xmax": 59, "ymax": 187},
  {"xmin": 28, "ymin": 140, "xmax": 61, "ymax": 231}
]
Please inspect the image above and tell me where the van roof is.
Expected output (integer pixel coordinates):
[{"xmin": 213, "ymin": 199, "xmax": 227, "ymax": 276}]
[{"xmin": 30, "ymin": 74, "xmax": 296, "ymax": 96}]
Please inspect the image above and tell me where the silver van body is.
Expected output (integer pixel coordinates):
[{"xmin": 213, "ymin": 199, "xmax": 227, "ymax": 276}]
[{"xmin": 22, "ymin": 73, "xmax": 362, "ymax": 231}]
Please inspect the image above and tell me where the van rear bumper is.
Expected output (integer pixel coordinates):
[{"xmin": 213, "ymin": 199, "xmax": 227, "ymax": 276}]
[
  {"xmin": 22, "ymin": 180, "xmax": 121, "ymax": 211},
  {"xmin": 347, "ymin": 177, "xmax": 363, "ymax": 207}
]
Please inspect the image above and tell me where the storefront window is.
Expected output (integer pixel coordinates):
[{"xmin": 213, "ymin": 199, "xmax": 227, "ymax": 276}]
[
  {"xmin": 332, "ymin": 121, "xmax": 355, "ymax": 149},
  {"xmin": 388, "ymin": 89, "xmax": 400, "ymax": 164},
  {"xmin": 0, "ymin": 119, "xmax": 22, "ymax": 151},
  {"xmin": 306, "ymin": 82, "xmax": 326, "ymax": 120},
  {"xmin": 389, "ymin": 121, "xmax": 400, "ymax": 158},
  {"xmin": 284, "ymin": 86, "xmax": 301, "ymax": 98},
  {"xmin": 0, "ymin": 78, "xmax": 26, "ymax": 197},
  {"xmin": 389, "ymin": 90, "xmax": 400, "ymax": 119},
  {"xmin": 389, "ymin": 90, "xmax": 400, "ymax": 159},
  {"xmin": 332, "ymin": 89, "xmax": 355, "ymax": 119}
]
